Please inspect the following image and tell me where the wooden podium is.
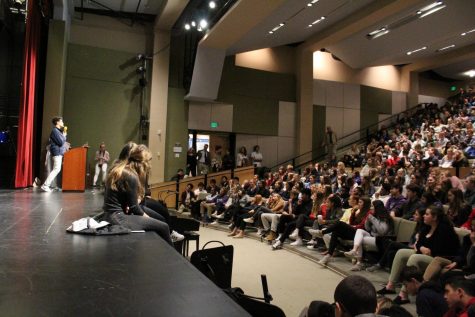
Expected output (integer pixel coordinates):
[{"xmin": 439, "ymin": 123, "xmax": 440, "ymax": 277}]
[{"xmin": 62, "ymin": 147, "xmax": 88, "ymax": 191}]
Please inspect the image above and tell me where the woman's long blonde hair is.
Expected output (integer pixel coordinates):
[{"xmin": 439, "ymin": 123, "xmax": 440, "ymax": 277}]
[{"xmin": 106, "ymin": 143, "xmax": 151, "ymax": 199}]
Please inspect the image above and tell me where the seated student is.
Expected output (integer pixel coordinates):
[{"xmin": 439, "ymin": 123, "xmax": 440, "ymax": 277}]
[
  {"xmin": 344, "ymin": 200, "xmax": 394, "ymax": 271},
  {"xmin": 271, "ymin": 188, "xmax": 312, "ymax": 249},
  {"xmin": 333, "ymin": 275, "xmax": 378, "ymax": 317},
  {"xmin": 118, "ymin": 142, "xmax": 183, "ymax": 242},
  {"xmin": 447, "ymin": 188, "xmax": 472, "ymax": 227},
  {"xmin": 397, "ymin": 183, "xmax": 422, "ymax": 219},
  {"xmin": 229, "ymin": 194, "xmax": 263, "ymax": 238},
  {"xmin": 191, "ymin": 182, "xmax": 207, "ymax": 219},
  {"xmin": 377, "ymin": 206, "xmax": 460, "ymax": 305},
  {"xmin": 244, "ymin": 192, "xmax": 284, "ymax": 236},
  {"xmin": 178, "ymin": 183, "xmax": 195, "ymax": 213},
  {"xmin": 316, "ymin": 196, "xmax": 372, "ymax": 265},
  {"xmin": 307, "ymin": 194, "xmax": 345, "ymax": 251},
  {"xmin": 443, "ymin": 277, "xmax": 475, "ymax": 317},
  {"xmin": 401, "ymin": 266, "xmax": 448, "ymax": 317},
  {"xmin": 170, "ymin": 168, "xmax": 185, "ymax": 181},
  {"xmin": 262, "ymin": 190, "xmax": 299, "ymax": 242},
  {"xmin": 103, "ymin": 144, "xmax": 173, "ymax": 245}
]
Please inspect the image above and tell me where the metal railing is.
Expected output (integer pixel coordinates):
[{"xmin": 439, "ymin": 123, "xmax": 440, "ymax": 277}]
[{"xmin": 270, "ymin": 103, "xmax": 426, "ymax": 172}]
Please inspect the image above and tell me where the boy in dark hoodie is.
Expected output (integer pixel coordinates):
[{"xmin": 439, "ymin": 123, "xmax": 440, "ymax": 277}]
[{"xmin": 401, "ymin": 265, "xmax": 448, "ymax": 317}]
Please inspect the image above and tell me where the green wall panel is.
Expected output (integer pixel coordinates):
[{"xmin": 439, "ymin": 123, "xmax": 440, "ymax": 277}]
[
  {"xmin": 63, "ymin": 44, "xmax": 145, "ymax": 175},
  {"xmin": 218, "ymin": 56, "xmax": 296, "ymax": 136},
  {"xmin": 313, "ymin": 105, "xmax": 326, "ymax": 159},
  {"xmin": 360, "ymin": 85, "xmax": 392, "ymax": 137},
  {"xmin": 165, "ymin": 87, "xmax": 188, "ymax": 180}
]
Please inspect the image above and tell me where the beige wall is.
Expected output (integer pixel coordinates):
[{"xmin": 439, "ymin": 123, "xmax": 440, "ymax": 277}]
[
  {"xmin": 235, "ymin": 46, "xmax": 296, "ymax": 74},
  {"xmin": 69, "ymin": 14, "xmax": 153, "ymax": 53},
  {"xmin": 312, "ymin": 51, "xmax": 405, "ymax": 92}
]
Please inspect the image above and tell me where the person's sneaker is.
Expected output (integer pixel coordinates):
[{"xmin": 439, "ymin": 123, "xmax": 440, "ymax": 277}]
[
  {"xmin": 376, "ymin": 287, "xmax": 396, "ymax": 295},
  {"xmin": 344, "ymin": 250, "xmax": 358, "ymax": 258},
  {"xmin": 290, "ymin": 238, "xmax": 303, "ymax": 246},
  {"xmin": 211, "ymin": 211, "xmax": 218, "ymax": 217},
  {"xmin": 272, "ymin": 240, "xmax": 282, "ymax": 250},
  {"xmin": 307, "ymin": 239, "xmax": 317, "ymax": 245},
  {"xmin": 228, "ymin": 223, "xmax": 234, "ymax": 229},
  {"xmin": 350, "ymin": 263, "xmax": 364, "ymax": 271},
  {"xmin": 289, "ymin": 229, "xmax": 299, "ymax": 240},
  {"xmin": 243, "ymin": 217, "xmax": 254, "ymax": 224},
  {"xmin": 318, "ymin": 254, "xmax": 331, "ymax": 265},
  {"xmin": 170, "ymin": 230, "xmax": 184, "ymax": 242},
  {"xmin": 393, "ymin": 296, "xmax": 410, "ymax": 305},
  {"xmin": 215, "ymin": 213, "xmax": 225, "ymax": 219},
  {"xmin": 307, "ymin": 244, "xmax": 318, "ymax": 250},
  {"xmin": 366, "ymin": 263, "xmax": 381, "ymax": 272},
  {"xmin": 210, "ymin": 220, "xmax": 219, "ymax": 225},
  {"xmin": 41, "ymin": 184, "xmax": 52, "ymax": 192}
]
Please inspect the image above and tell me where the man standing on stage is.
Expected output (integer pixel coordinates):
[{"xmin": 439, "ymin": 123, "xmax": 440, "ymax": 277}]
[
  {"xmin": 42, "ymin": 116, "xmax": 67, "ymax": 192},
  {"xmin": 93, "ymin": 142, "xmax": 110, "ymax": 187}
]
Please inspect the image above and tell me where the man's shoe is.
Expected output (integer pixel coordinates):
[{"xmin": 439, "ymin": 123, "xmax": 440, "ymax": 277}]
[
  {"xmin": 307, "ymin": 245, "xmax": 318, "ymax": 250},
  {"xmin": 210, "ymin": 220, "xmax": 219, "ymax": 225},
  {"xmin": 243, "ymin": 217, "xmax": 254, "ymax": 224},
  {"xmin": 393, "ymin": 296, "xmax": 410, "ymax": 305},
  {"xmin": 366, "ymin": 263, "xmax": 381, "ymax": 272},
  {"xmin": 272, "ymin": 240, "xmax": 282, "ymax": 250},
  {"xmin": 376, "ymin": 287, "xmax": 396, "ymax": 295},
  {"xmin": 216, "ymin": 213, "xmax": 225, "ymax": 219},
  {"xmin": 290, "ymin": 238, "xmax": 303, "ymax": 246},
  {"xmin": 289, "ymin": 229, "xmax": 299, "ymax": 240},
  {"xmin": 41, "ymin": 184, "xmax": 52, "ymax": 192},
  {"xmin": 307, "ymin": 239, "xmax": 317, "ymax": 245},
  {"xmin": 318, "ymin": 254, "xmax": 331, "ymax": 265},
  {"xmin": 170, "ymin": 230, "xmax": 184, "ymax": 242}
]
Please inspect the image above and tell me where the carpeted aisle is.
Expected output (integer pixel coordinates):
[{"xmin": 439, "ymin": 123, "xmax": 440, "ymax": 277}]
[{"xmin": 197, "ymin": 227, "xmax": 344, "ymax": 317}]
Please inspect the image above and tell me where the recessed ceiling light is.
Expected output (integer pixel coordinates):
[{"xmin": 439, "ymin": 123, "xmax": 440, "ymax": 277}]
[
  {"xmin": 209, "ymin": 1, "xmax": 216, "ymax": 9},
  {"xmin": 307, "ymin": 0, "xmax": 319, "ymax": 6},
  {"xmin": 461, "ymin": 28, "xmax": 475, "ymax": 36},
  {"xmin": 268, "ymin": 22, "xmax": 285, "ymax": 34},
  {"xmin": 464, "ymin": 70, "xmax": 475, "ymax": 78},
  {"xmin": 367, "ymin": 27, "xmax": 389, "ymax": 40},
  {"xmin": 436, "ymin": 44, "xmax": 455, "ymax": 52},
  {"xmin": 406, "ymin": 46, "xmax": 427, "ymax": 55},
  {"xmin": 418, "ymin": 1, "xmax": 446, "ymax": 18},
  {"xmin": 200, "ymin": 19, "xmax": 208, "ymax": 29},
  {"xmin": 184, "ymin": 23, "xmax": 190, "ymax": 30},
  {"xmin": 310, "ymin": 16, "xmax": 325, "ymax": 25}
]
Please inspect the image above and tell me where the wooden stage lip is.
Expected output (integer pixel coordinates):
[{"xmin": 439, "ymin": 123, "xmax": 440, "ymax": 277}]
[{"xmin": 0, "ymin": 189, "xmax": 250, "ymax": 316}]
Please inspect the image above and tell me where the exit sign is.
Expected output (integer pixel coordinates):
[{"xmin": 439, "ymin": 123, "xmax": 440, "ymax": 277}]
[
  {"xmin": 450, "ymin": 86, "xmax": 457, "ymax": 92},
  {"xmin": 211, "ymin": 122, "xmax": 219, "ymax": 128}
]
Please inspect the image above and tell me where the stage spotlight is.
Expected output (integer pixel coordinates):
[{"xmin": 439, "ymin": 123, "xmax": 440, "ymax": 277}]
[
  {"xmin": 191, "ymin": 21, "xmax": 196, "ymax": 27},
  {"xmin": 199, "ymin": 19, "xmax": 208, "ymax": 29},
  {"xmin": 209, "ymin": 1, "xmax": 216, "ymax": 9},
  {"xmin": 184, "ymin": 23, "xmax": 190, "ymax": 30}
]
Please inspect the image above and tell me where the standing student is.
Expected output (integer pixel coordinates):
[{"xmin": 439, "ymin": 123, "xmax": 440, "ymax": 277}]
[
  {"xmin": 323, "ymin": 126, "xmax": 338, "ymax": 160},
  {"xmin": 197, "ymin": 144, "xmax": 210, "ymax": 175},
  {"xmin": 93, "ymin": 142, "xmax": 110, "ymax": 187},
  {"xmin": 42, "ymin": 116, "xmax": 67, "ymax": 192}
]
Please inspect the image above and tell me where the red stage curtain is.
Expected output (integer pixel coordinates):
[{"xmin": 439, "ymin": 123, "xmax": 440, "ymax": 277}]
[{"xmin": 15, "ymin": 0, "xmax": 42, "ymax": 188}]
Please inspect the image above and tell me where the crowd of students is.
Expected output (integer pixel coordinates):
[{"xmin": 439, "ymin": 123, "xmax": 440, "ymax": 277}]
[{"xmin": 177, "ymin": 91, "xmax": 475, "ymax": 316}]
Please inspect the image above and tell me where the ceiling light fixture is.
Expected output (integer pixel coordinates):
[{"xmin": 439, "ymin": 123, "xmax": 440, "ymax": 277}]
[
  {"xmin": 209, "ymin": 1, "xmax": 216, "ymax": 9},
  {"xmin": 367, "ymin": 27, "xmax": 389, "ymax": 39},
  {"xmin": 184, "ymin": 23, "xmax": 190, "ymax": 30},
  {"xmin": 461, "ymin": 28, "xmax": 475, "ymax": 36},
  {"xmin": 200, "ymin": 19, "xmax": 208, "ymax": 29},
  {"xmin": 436, "ymin": 44, "xmax": 455, "ymax": 52},
  {"xmin": 307, "ymin": 0, "xmax": 319, "ymax": 7},
  {"xmin": 309, "ymin": 16, "xmax": 325, "ymax": 26},
  {"xmin": 418, "ymin": 1, "xmax": 446, "ymax": 18},
  {"xmin": 191, "ymin": 21, "xmax": 196, "ymax": 27},
  {"xmin": 268, "ymin": 22, "xmax": 285, "ymax": 35},
  {"xmin": 406, "ymin": 46, "xmax": 427, "ymax": 55}
]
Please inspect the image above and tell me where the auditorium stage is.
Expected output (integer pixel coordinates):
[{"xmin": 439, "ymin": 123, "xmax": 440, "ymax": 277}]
[{"xmin": 0, "ymin": 189, "xmax": 250, "ymax": 316}]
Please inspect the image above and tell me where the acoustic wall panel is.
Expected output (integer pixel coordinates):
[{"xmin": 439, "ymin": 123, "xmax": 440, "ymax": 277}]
[
  {"xmin": 278, "ymin": 101, "xmax": 296, "ymax": 137},
  {"xmin": 211, "ymin": 103, "xmax": 233, "ymax": 132},
  {"xmin": 313, "ymin": 80, "xmax": 326, "ymax": 106},
  {"xmin": 277, "ymin": 136, "xmax": 296, "ymax": 166},
  {"xmin": 257, "ymin": 136, "xmax": 279, "ymax": 168},
  {"xmin": 188, "ymin": 102, "xmax": 211, "ymax": 130},
  {"xmin": 325, "ymin": 81, "xmax": 344, "ymax": 108},
  {"xmin": 392, "ymin": 91, "xmax": 407, "ymax": 114},
  {"xmin": 344, "ymin": 83, "xmax": 360, "ymax": 109},
  {"xmin": 343, "ymin": 108, "xmax": 360, "ymax": 145},
  {"xmin": 325, "ymin": 106, "xmax": 344, "ymax": 141}
]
